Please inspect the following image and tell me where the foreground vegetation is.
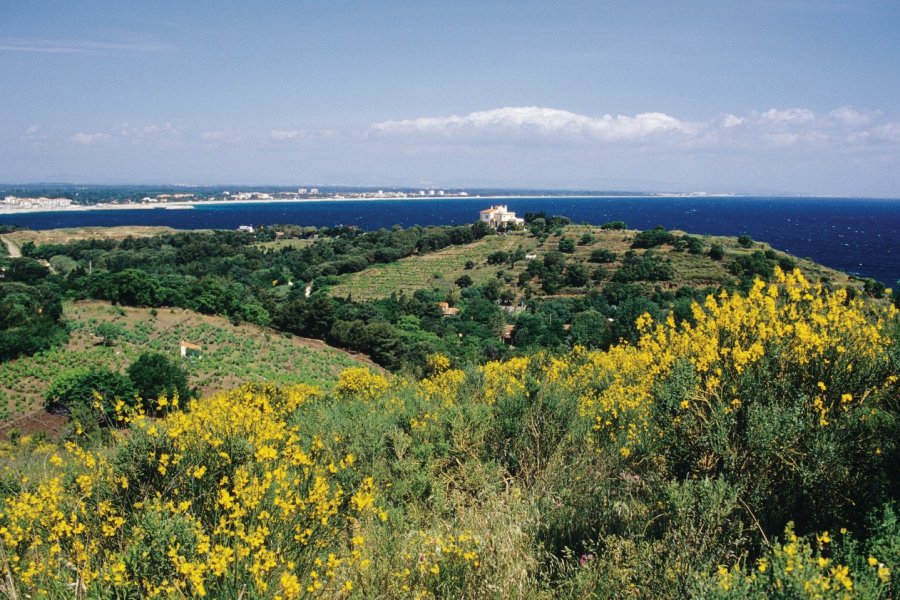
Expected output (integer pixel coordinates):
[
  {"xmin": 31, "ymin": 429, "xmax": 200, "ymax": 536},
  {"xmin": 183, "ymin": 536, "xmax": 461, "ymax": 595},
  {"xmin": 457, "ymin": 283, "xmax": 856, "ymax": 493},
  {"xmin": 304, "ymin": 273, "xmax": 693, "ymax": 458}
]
[
  {"xmin": 1, "ymin": 269, "xmax": 897, "ymax": 598},
  {"xmin": 0, "ymin": 302, "xmax": 369, "ymax": 426}
]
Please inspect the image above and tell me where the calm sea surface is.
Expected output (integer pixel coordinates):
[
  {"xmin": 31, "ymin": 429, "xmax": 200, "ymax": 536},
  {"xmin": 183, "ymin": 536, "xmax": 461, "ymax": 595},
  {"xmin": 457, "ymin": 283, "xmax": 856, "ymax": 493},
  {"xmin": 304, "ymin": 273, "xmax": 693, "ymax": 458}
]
[{"xmin": 3, "ymin": 196, "xmax": 899, "ymax": 285}]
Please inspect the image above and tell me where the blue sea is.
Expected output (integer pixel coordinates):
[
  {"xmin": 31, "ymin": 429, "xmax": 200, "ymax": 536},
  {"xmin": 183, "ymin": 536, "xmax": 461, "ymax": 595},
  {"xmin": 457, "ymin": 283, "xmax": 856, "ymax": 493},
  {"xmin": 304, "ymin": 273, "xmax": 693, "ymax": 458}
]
[{"xmin": 3, "ymin": 196, "xmax": 899, "ymax": 286}]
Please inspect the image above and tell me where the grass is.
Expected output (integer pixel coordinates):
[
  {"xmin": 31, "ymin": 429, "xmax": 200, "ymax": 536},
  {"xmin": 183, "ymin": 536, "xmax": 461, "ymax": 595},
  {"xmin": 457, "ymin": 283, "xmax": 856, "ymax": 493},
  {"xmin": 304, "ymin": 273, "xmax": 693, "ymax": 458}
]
[
  {"xmin": 0, "ymin": 301, "xmax": 375, "ymax": 430},
  {"xmin": 329, "ymin": 231, "xmax": 541, "ymax": 300},
  {"xmin": 3, "ymin": 225, "xmax": 185, "ymax": 247},
  {"xmin": 329, "ymin": 224, "xmax": 865, "ymax": 302}
]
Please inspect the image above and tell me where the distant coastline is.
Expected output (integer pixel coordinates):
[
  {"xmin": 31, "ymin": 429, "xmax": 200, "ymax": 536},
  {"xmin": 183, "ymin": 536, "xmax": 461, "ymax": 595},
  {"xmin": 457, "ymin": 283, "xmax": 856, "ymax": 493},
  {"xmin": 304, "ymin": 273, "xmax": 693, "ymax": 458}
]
[{"xmin": 1, "ymin": 193, "xmax": 746, "ymax": 215}]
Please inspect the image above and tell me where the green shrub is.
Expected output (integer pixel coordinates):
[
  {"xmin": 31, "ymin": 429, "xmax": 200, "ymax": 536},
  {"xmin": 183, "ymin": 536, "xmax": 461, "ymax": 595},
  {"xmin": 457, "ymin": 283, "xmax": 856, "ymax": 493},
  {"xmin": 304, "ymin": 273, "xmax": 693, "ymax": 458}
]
[
  {"xmin": 127, "ymin": 351, "xmax": 192, "ymax": 409},
  {"xmin": 588, "ymin": 248, "xmax": 617, "ymax": 263},
  {"xmin": 600, "ymin": 221, "xmax": 628, "ymax": 230},
  {"xmin": 558, "ymin": 238, "xmax": 576, "ymax": 253},
  {"xmin": 632, "ymin": 226, "xmax": 674, "ymax": 249},
  {"xmin": 44, "ymin": 367, "xmax": 135, "ymax": 426}
]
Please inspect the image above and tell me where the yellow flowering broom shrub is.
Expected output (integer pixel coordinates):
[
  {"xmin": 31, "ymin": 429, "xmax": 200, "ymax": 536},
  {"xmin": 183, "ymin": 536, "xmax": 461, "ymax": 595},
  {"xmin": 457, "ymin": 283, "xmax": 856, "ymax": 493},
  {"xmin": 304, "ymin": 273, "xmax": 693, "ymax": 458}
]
[
  {"xmin": 1, "ymin": 268, "xmax": 897, "ymax": 598},
  {"xmin": 0, "ymin": 383, "xmax": 386, "ymax": 597}
]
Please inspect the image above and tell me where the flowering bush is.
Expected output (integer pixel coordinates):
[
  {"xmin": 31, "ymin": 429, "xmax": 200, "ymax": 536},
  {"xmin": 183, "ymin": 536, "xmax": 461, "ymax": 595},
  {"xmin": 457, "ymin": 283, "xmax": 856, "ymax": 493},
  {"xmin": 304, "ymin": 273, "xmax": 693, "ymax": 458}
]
[{"xmin": 1, "ymin": 269, "xmax": 897, "ymax": 598}]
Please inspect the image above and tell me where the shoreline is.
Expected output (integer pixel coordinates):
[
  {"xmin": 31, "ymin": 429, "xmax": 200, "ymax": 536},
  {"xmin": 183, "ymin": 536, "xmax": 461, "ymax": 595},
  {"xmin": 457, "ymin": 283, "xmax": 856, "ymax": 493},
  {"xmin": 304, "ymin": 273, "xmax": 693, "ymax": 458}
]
[
  {"xmin": 0, "ymin": 193, "xmax": 770, "ymax": 216},
  {"xmin": 3, "ymin": 193, "xmax": 899, "ymax": 216}
]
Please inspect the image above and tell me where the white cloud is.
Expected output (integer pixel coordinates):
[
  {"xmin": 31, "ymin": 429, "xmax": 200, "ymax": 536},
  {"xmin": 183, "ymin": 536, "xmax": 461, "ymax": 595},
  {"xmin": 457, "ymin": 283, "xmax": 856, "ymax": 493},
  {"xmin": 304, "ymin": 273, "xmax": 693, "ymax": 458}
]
[
  {"xmin": 372, "ymin": 105, "xmax": 900, "ymax": 153},
  {"xmin": 758, "ymin": 108, "xmax": 816, "ymax": 123},
  {"xmin": 872, "ymin": 122, "xmax": 900, "ymax": 142},
  {"xmin": 118, "ymin": 122, "xmax": 180, "ymax": 140},
  {"xmin": 270, "ymin": 129, "xmax": 337, "ymax": 142},
  {"xmin": 271, "ymin": 129, "xmax": 307, "ymax": 140},
  {"xmin": 23, "ymin": 125, "xmax": 48, "ymax": 142},
  {"xmin": 70, "ymin": 132, "xmax": 111, "ymax": 145},
  {"xmin": 722, "ymin": 114, "xmax": 744, "ymax": 128},
  {"xmin": 371, "ymin": 106, "xmax": 700, "ymax": 141},
  {"xmin": 0, "ymin": 38, "xmax": 169, "ymax": 54},
  {"xmin": 829, "ymin": 106, "xmax": 872, "ymax": 126}
]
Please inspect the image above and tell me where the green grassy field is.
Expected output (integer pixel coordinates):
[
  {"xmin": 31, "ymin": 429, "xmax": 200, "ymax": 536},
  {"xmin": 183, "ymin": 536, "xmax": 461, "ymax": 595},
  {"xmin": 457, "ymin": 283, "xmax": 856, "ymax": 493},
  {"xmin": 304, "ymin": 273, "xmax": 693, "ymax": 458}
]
[
  {"xmin": 0, "ymin": 301, "xmax": 373, "ymax": 429},
  {"xmin": 3, "ymin": 225, "xmax": 182, "ymax": 247},
  {"xmin": 329, "ymin": 231, "xmax": 541, "ymax": 300},
  {"xmin": 330, "ymin": 225, "xmax": 864, "ymax": 301}
]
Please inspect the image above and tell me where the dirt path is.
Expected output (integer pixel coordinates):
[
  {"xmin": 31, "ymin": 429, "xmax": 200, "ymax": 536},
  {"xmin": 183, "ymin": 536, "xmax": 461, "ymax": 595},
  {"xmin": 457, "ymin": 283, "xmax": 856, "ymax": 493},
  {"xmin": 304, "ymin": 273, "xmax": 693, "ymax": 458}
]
[{"xmin": 0, "ymin": 235, "xmax": 21, "ymax": 257}]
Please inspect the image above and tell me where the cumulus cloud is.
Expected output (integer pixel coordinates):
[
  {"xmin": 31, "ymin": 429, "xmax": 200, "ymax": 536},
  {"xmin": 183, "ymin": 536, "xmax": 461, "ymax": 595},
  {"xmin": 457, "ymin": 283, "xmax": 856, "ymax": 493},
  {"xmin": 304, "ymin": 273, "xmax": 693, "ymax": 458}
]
[
  {"xmin": 370, "ymin": 105, "xmax": 900, "ymax": 153},
  {"xmin": 829, "ymin": 106, "xmax": 873, "ymax": 126},
  {"xmin": 371, "ymin": 106, "xmax": 700, "ymax": 141},
  {"xmin": 721, "ymin": 114, "xmax": 744, "ymax": 128},
  {"xmin": 872, "ymin": 122, "xmax": 900, "ymax": 142},
  {"xmin": 758, "ymin": 108, "xmax": 816, "ymax": 123},
  {"xmin": 70, "ymin": 132, "xmax": 111, "ymax": 145}
]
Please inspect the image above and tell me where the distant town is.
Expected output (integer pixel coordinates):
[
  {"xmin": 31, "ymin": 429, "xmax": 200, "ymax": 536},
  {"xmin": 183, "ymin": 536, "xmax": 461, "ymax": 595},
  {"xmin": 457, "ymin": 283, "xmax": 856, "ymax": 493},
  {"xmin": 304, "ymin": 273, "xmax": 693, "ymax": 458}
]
[
  {"xmin": 0, "ymin": 187, "xmax": 479, "ymax": 212},
  {"xmin": 0, "ymin": 185, "xmax": 731, "ymax": 213}
]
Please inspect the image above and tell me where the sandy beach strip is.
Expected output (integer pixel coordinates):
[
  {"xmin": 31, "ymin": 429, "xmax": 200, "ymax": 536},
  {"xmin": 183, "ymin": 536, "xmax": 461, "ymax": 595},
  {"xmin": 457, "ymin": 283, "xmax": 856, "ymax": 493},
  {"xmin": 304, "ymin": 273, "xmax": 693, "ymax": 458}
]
[{"xmin": 0, "ymin": 193, "xmax": 738, "ymax": 216}]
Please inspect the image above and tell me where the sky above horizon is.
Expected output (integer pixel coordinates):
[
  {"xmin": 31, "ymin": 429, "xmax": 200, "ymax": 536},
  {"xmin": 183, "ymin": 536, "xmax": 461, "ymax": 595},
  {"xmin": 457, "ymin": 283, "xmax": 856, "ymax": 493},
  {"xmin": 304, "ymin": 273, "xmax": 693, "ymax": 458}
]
[{"xmin": 3, "ymin": 1, "xmax": 900, "ymax": 196}]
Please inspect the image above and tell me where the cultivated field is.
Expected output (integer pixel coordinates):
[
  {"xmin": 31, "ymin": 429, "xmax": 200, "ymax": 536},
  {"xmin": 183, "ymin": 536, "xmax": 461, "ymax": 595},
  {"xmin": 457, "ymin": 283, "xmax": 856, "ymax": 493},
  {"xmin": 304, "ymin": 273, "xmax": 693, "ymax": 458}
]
[
  {"xmin": 329, "ymin": 225, "xmax": 863, "ymax": 301},
  {"xmin": 329, "ymin": 231, "xmax": 541, "ymax": 300},
  {"xmin": 0, "ymin": 301, "xmax": 373, "ymax": 433}
]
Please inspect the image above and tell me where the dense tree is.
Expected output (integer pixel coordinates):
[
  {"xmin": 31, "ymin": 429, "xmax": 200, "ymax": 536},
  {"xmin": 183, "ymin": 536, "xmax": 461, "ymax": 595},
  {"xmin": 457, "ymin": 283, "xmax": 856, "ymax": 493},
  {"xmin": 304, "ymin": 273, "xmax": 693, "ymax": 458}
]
[
  {"xmin": 632, "ymin": 226, "xmax": 674, "ymax": 249},
  {"xmin": 558, "ymin": 237, "xmax": 576, "ymax": 253},
  {"xmin": 455, "ymin": 274, "xmax": 473, "ymax": 288},
  {"xmin": 6, "ymin": 257, "xmax": 50, "ymax": 284},
  {"xmin": 570, "ymin": 309, "xmax": 612, "ymax": 349},
  {"xmin": 600, "ymin": 220, "xmax": 627, "ymax": 230},
  {"xmin": 486, "ymin": 250, "xmax": 509, "ymax": 265},
  {"xmin": 565, "ymin": 263, "xmax": 589, "ymax": 287},
  {"xmin": 613, "ymin": 250, "xmax": 674, "ymax": 283},
  {"xmin": 127, "ymin": 351, "xmax": 192, "ymax": 408},
  {"xmin": 44, "ymin": 367, "xmax": 135, "ymax": 427},
  {"xmin": 0, "ymin": 282, "xmax": 67, "ymax": 361},
  {"xmin": 588, "ymin": 248, "xmax": 617, "ymax": 263}
]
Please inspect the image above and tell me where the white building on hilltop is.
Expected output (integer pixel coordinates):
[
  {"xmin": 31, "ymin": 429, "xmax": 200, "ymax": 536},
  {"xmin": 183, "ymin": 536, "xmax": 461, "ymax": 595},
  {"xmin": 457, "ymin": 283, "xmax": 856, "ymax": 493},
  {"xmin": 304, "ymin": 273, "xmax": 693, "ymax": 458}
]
[{"xmin": 479, "ymin": 205, "xmax": 524, "ymax": 228}]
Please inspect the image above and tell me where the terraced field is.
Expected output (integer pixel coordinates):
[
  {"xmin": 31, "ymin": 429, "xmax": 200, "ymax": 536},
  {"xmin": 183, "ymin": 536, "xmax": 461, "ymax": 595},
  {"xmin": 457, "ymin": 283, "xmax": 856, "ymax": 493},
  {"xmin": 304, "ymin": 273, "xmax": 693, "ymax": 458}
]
[
  {"xmin": 329, "ymin": 231, "xmax": 541, "ymax": 300},
  {"xmin": 0, "ymin": 301, "xmax": 373, "ymax": 431},
  {"xmin": 330, "ymin": 225, "xmax": 862, "ymax": 301}
]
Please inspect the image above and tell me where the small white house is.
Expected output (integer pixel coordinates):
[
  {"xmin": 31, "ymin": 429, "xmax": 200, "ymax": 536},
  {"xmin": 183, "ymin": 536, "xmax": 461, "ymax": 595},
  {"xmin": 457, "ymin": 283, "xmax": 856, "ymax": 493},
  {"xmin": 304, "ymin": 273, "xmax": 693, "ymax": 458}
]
[
  {"xmin": 180, "ymin": 341, "xmax": 202, "ymax": 358},
  {"xmin": 479, "ymin": 205, "xmax": 525, "ymax": 228}
]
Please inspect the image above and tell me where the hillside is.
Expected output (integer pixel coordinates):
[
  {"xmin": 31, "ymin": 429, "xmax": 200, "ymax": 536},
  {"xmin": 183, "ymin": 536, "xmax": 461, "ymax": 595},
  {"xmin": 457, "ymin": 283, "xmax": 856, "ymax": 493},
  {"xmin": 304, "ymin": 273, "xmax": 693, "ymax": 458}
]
[
  {"xmin": 0, "ymin": 269, "xmax": 896, "ymax": 598},
  {"xmin": 2, "ymin": 225, "xmax": 182, "ymax": 247},
  {"xmin": 0, "ymin": 301, "xmax": 374, "ymax": 433},
  {"xmin": 330, "ymin": 232, "xmax": 542, "ymax": 300},
  {"xmin": 330, "ymin": 224, "xmax": 864, "ymax": 302}
]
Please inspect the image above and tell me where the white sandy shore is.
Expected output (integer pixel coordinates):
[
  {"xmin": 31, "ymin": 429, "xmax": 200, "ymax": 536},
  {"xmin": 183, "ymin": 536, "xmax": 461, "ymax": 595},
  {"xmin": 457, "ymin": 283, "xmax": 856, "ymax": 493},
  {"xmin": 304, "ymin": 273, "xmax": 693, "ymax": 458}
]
[{"xmin": 0, "ymin": 194, "xmax": 741, "ymax": 216}]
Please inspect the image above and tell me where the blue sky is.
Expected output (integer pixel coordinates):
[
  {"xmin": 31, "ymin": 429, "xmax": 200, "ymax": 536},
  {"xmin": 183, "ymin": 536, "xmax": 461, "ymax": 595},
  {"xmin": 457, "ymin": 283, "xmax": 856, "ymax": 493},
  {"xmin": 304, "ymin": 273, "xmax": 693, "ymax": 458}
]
[{"xmin": 3, "ymin": 1, "xmax": 900, "ymax": 195}]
